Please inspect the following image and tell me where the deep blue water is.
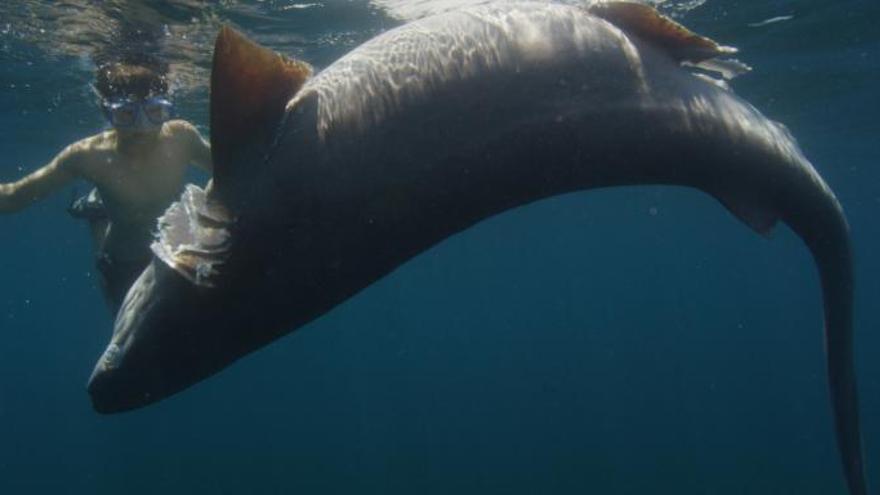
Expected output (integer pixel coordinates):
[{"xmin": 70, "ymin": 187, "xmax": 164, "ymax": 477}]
[{"xmin": 0, "ymin": 1, "xmax": 877, "ymax": 493}]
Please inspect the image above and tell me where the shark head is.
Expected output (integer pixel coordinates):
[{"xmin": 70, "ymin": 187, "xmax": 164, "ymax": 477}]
[
  {"xmin": 88, "ymin": 260, "xmax": 201, "ymax": 413},
  {"xmin": 87, "ymin": 27, "xmax": 311, "ymax": 413}
]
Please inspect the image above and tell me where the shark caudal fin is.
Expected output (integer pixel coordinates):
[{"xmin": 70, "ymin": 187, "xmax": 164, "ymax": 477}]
[
  {"xmin": 798, "ymin": 202, "xmax": 867, "ymax": 495},
  {"xmin": 590, "ymin": 5, "xmax": 865, "ymax": 491},
  {"xmin": 210, "ymin": 26, "xmax": 312, "ymax": 207},
  {"xmin": 720, "ymin": 152, "xmax": 866, "ymax": 495}
]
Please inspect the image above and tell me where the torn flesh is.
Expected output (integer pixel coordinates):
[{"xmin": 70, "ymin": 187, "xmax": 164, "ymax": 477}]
[{"xmin": 151, "ymin": 184, "xmax": 233, "ymax": 287}]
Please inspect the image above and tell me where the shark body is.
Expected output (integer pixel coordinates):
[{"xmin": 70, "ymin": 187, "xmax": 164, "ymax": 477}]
[{"xmin": 87, "ymin": 3, "xmax": 866, "ymax": 493}]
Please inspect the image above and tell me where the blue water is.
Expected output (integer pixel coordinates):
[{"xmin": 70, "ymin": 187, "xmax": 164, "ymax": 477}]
[{"xmin": 0, "ymin": 1, "xmax": 877, "ymax": 493}]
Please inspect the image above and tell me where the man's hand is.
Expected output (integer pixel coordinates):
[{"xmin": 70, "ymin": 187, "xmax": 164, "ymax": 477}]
[{"xmin": 0, "ymin": 147, "xmax": 79, "ymax": 214}]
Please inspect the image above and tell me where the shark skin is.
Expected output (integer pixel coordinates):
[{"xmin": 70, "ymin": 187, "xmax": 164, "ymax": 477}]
[{"xmin": 86, "ymin": 3, "xmax": 866, "ymax": 494}]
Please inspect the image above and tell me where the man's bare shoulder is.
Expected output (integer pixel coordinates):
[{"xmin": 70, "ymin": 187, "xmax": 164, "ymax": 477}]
[
  {"xmin": 71, "ymin": 131, "xmax": 116, "ymax": 150},
  {"xmin": 163, "ymin": 119, "xmax": 212, "ymax": 171},
  {"xmin": 163, "ymin": 119, "xmax": 203, "ymax": 139},
  {"xmin": 57, "ymin": 131, "xmax": 116, "ymax": 171}
]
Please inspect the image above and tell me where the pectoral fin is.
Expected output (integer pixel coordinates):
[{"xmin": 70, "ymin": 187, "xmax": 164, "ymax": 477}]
[{"xmin": 717, "ymin": 193, "xmax": 779, "ymax": 237}]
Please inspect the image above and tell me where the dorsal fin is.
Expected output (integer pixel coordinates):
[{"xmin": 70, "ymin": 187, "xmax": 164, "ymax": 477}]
[
  {"xmin": 210, "ymin": 26, "xmax": 312, "ymax": 207},
  {"xmin": 588, "ymin": 2, "xmax": 737, "ymax": 64}
]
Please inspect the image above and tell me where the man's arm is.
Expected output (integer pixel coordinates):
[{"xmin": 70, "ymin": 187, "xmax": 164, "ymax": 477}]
[
  {"xmin": 172, "ymin": 120, "xmax": 212, "ymax": 172},
  {"xmin": 0, "ymin": 145, "xmax": 80, "ymax": 214}
]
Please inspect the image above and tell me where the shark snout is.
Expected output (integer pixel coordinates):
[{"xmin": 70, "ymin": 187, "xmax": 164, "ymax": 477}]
[
  {"xmin": 86, "ymin": 360, "xmax": 120, "ymax": 414},
  {"xmin": 87, "ymin": 258, "xmax": 224, "ymax": 413},
  {"xmin": 87, "ymin": 342, "xmax": 152, "ymax": 414}
]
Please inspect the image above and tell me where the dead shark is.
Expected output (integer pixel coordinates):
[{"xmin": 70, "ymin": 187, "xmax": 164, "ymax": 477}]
[{"xmin": 86, "ymin": 2, "xmax": 867, "ymax": 493}]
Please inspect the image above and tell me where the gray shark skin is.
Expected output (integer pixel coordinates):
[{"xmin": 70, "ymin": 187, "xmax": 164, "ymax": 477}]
[{"xmin": 87, "ymin": 3, "xmax": 866, "ymax": 493}]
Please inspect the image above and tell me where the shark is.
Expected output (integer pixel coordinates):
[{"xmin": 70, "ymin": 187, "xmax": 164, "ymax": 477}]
[{"xmin": 86, "ymin": 2, "xmax": 867, "ymax": 493}]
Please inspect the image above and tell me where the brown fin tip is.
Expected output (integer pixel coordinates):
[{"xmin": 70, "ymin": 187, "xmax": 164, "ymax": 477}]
[{"xmin": 588, "ymin": 2, "xmax": 734, "ymax": 63}]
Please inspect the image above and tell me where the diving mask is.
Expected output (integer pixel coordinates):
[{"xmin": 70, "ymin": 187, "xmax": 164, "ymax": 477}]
[{"xmin": 102, "ymin": 96, "xmax": 174, "ymax": 130}]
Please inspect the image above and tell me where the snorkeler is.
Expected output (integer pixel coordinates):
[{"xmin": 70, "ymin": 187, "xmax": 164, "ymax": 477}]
[{"xmin": 0, "ymin": 55, "xmax": 212, "ymax": 311}]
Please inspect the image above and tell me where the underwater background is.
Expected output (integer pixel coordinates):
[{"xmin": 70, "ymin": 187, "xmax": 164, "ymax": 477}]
[{"xmin": 0, "ymin": 0, "xmax": 877, "ymax": 493}]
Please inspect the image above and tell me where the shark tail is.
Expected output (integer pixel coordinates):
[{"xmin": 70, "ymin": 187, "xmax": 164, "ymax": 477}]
[{"xmin": 785, "ymin": 183, "xmax": 867, "ymax": 495}]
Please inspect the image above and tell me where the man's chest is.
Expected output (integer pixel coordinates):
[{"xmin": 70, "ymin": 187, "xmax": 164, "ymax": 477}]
[{"xmin": 85, "ymin": 145, "xmax": 189, "ymax": 209}]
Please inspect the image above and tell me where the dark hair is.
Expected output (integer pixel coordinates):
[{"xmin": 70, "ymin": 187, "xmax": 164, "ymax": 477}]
[{"xmin": 94, "ymin": 54, "xmax": 169, "ymax": 100}]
